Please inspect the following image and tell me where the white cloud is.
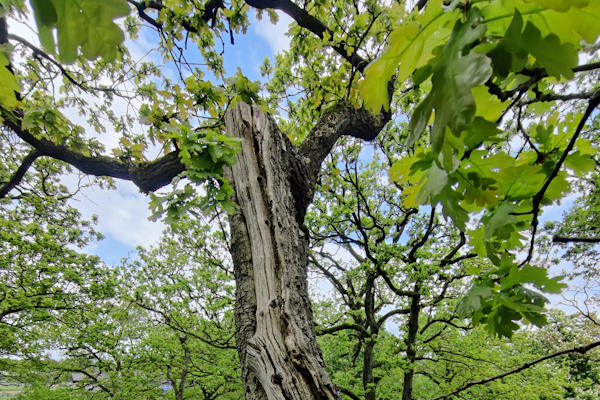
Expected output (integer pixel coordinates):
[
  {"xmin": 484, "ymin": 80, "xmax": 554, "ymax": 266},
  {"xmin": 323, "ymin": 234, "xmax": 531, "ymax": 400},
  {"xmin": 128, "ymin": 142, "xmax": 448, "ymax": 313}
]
[
  {"xmin": 253, "ymin": 11, "xmax": 293, "ymax": 54},
  {"xmin": 7, "ymin": 10, "xmax": 167, "ymax": 251},
  {"xmin": 66, "ymin": 177, "xmax": 165, "ymax": 249}
]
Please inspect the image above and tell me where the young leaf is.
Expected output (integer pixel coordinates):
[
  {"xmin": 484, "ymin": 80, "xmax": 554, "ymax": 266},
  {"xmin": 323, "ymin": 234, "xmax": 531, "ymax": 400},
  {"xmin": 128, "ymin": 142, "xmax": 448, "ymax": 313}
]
[
  {"xmin": 407, "ymin": 8, "xmax": 492, "ymax": 153},
  {"xmin": 32, "ymin": 0, "xmax": 130, "ymax": 63},
  {"xmin": 0, "ymin": 53, "xmax": 19, "ymax": 108}
]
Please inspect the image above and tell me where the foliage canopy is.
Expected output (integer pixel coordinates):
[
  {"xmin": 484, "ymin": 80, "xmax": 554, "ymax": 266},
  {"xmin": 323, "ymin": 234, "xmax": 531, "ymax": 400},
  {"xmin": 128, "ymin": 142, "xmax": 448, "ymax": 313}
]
[{"xmin": 0, "ymin": 0, "xmax": 599, "ymax": 399}]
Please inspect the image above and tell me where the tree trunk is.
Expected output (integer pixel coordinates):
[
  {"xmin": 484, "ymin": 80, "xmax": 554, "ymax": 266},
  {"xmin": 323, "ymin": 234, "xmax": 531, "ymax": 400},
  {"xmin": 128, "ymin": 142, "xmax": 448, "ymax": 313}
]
[
  {"xmin": 363, "ymin": 274, "xmax": 377, "ymax": 400},
  {"xmin": 401, "ymin": 283, "xmax": 421, "ymax": 400},
  {"xmin": 225, "ymin": 103, "xmax": 338, "ymax": 400}
]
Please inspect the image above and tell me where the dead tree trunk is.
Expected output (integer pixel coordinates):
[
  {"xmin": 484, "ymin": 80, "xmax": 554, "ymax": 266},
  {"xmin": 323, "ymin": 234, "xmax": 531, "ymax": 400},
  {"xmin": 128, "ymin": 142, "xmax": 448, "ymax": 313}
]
[{"xmin": 224, "ymin": 102, "xmax": 388, "ymax": 400}]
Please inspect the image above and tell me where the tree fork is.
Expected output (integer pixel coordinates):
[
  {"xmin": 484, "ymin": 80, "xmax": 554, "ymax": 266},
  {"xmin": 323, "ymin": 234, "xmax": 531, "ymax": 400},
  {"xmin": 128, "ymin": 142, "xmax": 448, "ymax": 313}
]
[{"xmin": 3, "ymin": 96, "xmax": 389, "ymax": 398}]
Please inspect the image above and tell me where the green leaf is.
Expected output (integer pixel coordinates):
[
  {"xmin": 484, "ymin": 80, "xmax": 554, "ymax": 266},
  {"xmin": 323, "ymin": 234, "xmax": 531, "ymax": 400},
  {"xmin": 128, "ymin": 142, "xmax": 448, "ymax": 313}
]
[
  {"xmin": 435, "ymin": 185, "xmax": 469, "ymax": 231},
  {"xmin": 472, "ymin": 86, "xmax": 509, "ymax": 122},
  {"xmin": 408, "ymin": 8, "xmax": 492, "ymax": 153},
  {"xmin": 521, "ymin": 21, "xmax": 577, "ymax": 78},
  {"xmin": 490, "ymin": 11, "xmax": 578, "ymax": 79},
  {"xmin": 406, "ymin": 95, "xmax": 433, "ymax": 148},
  {"xmin": 30, "ymin": 0, "xmax": 57, "ymax": 51},
  {"xmin": 486, "ymin": 306, "xmax": 521, "ymax": 338},
  {"xmin": 421, "ymin": 162, "xmax": 448, "ymax": 199},
  {"xmin": 484, "ymin": 1, "xmax": 600, "ymax": 45},
  {"xmin": 388, "ymin": 156, "xmax": 414, "ymax": 183},
  {"xmin": 498, "ymin": 289, "xmax": 544, "ymax": 313},
  {"xmin": 525, "ymin": 0, "xmax": 589, "ymax": 13},
  {"xmin": 565, "ymin": 152, "xmax": 596, "ymax": 177},
  {"xmin": 500, "ymin": 264, "xmax": 566, "ymax": 293},
  {"xmin": 32, "ymin": 0, "xmax": 130, "ymax": 63},
  {"xmin": 0, "ymin": 52, "xmax": 19, "ymax": 109},
  {"xmin": 463, "ymin": 117, "xmax": 502, "ymax": 150},
  {"xmin": 457, "ymin": 283, "xmax": 493, "ymax": 317},
  {"xmin": 359, "ymin": 0, "xmax": 454, "ymax": 112},
  {"xmin": 484, "ymin": 202, "xmax": 518, "ymax": 241}
]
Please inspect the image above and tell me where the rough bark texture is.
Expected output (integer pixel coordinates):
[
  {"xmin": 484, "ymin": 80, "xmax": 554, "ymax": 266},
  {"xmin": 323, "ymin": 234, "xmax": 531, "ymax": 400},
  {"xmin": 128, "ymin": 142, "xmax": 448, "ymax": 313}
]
[
  {"xmin": 225, "ymin": 103, "xmax": 338, "ymax": 400},
  {"xmin": 401, "ymin": 283, "xmax": 421, "ymax": 400}
]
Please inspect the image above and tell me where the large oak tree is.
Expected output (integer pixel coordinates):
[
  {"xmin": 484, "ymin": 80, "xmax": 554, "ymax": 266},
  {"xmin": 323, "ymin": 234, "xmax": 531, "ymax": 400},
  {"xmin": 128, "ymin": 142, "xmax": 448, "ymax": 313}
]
[{"xmin": 1, "ymin": 0, "xmax": 600, "ymax": 399}]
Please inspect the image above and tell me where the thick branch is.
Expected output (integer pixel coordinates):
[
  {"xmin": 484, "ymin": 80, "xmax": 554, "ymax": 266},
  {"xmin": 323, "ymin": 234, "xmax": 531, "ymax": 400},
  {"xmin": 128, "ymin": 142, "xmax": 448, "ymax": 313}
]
[
  {"xmin": 519, "ymin": 90, "xmax": 597, "ymax": 106},
  {"xmin": 0, "ymin": 17, "xmax": 184, "ymax": 196},
  {"xmin": 431, "ymin": 340, "xmax": 600, "ymax": 400},
  {"xmin": 552, "ymin": 235, "xmax": 600, "ymax": 244},
  {"xmin": 316, "ymin": 323, "xmax": 368, "ymax": 336},
  {"xmin": 299, "ymin": 103, "xmax": 390, "ymax": 179},
  {"xmin": 376, "ymin": 307, "xmax": 411, "ymax": 329},
  {"xmin": 415, "ymin": 0, "xmax": 429, "ymax": 10},
  {"xmin": 419, "ymin": 318, "xmax": 469, "ymax": 335},
  {"xmin": 3, "ymin": 113, "xmax": 184, "ymax": 193},
  {"xmin": 61, "ymin": 368, "xmax": 114, "ymax": 396},
  {"xmin": 408, "ymin": 208, "xmax": 436, "ymax": 263},
  {"xmin": 338, "ymin": 386, "xmax": 361, "ymax": 400},
  {"xmin": 245, "ymin": 0, "xmax": 368, "ymax": 72},
  {"xmin": 0, "ymin": 149, "xmax": 41, "ymax": 198},
  {"xmin": 129, "ymin": 0, "xmax": 368, "ymax": 71}
]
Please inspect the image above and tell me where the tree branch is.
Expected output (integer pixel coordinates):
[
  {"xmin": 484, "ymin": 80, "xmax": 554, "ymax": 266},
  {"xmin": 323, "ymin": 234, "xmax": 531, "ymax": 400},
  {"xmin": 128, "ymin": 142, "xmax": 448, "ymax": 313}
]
[
  {"xmin": 245, "ymin": 0, "xmax": 368, "ymax": 72},
  {"xmin": 573, "ymin": 61, "xmax": 600, "ymax": 73},
  {"xmin": 408, "ymin": 208, "xmax": 436, "ymax": 263},
  {"xmin": 6, "ymin": 34, "xmax": 96, "ymax": 93},
  {"xmin": 419, "ymin": 317, "xmax": 469, "ymax": 335},
  {"xmin": 299, "ymin": 102, "xmax": 390, "ymax": 180},
  {"xmin": 520, "ymin": 89, "xmax": 600, "ymax": 266},
  {"xmin": 430, "ymin": 340, "xmax": 600, "ymax": 400},
  {"xmin": 127, "ymin": 0, "xmax": 163, "ymax": 30},
  {"xmin": 376, "ymin": 307, "xmax": 411, "ymax": 329},
  {"xmin": 316, "ymin": 323, "xmax": 368, "ymax": 336},
  {"xmin": 552, "ymin": 235, "xmax": 600, "ymax": 243},
  {"xmin": 519, "ymin": 90, "xmax": 598, "ymax": 106},
  {"xmin": 0, "ymin": 149, "xmax": 41, "ymax": 198},
  {"xmin": 338, "ymin": 385, "xmax": 361, "ymax": 400},
  {"xmin": 2, "ymin": 112, "xmax": 185, "ymax": 194}
]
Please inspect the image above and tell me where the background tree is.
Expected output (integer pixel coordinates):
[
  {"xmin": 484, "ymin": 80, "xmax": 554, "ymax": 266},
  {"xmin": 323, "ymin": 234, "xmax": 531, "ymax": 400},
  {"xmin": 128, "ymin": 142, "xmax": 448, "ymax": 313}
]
[
  {"xmin": 4, "ymin": 217, "xmax": 243, "ymax": 400},
  {"xmin": 307, "ymin": 135, "xmax": 475, "ymax": 400},
  {"xmin": 121, "ymin": 220, "xmax": 242, "ymax": 400},
  {"xmin": 0, "ymin": 135, "xmax": 115, "ymax": 366}
]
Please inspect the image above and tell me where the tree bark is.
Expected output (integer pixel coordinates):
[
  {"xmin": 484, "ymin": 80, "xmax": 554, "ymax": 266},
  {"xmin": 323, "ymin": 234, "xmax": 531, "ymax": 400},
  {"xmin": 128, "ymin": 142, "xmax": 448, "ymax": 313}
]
[
  {"xmin": 225, "ymin": 103, "xmax": 338, "ymax": 400},
  {"xmin": 401, "ymin": 283, "xmax": 421, "ymax": 400}
]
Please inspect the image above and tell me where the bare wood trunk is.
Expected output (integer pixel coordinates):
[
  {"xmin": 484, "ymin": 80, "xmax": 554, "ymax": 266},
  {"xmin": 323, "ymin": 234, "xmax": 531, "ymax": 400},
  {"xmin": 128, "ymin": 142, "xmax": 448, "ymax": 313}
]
[{"xmin": 225, "ymin": 103, "xmax": 338, "ymax": 400}]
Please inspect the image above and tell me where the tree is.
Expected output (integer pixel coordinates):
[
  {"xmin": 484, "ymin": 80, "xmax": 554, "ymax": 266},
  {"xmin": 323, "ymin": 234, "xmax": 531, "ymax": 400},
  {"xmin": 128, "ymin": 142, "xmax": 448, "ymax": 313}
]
[
  {"xmin": 5, "ymin": 218, "xmax": 243, "ymax": 400},
  {"xmin": 1, "ymin": 0, "xmax": 599, "ymax": 399},
  {"xmin": 122, "ymin": 220, "xmax": 243, "ymax": 400},
  {"xmin": 306, "ymin": 135, "xmax": 476, "ymax": 400},
  {"xmin": 0, "ymin": 135, "xmax": 115, "ymax": 361}
]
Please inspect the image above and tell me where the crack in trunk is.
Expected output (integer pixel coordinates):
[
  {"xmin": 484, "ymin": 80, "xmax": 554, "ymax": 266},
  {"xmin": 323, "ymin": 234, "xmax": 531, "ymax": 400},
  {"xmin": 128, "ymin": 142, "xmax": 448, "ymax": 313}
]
[{"xmin": 225, "ymin": 103, "xmax": 338, "ymax": 400}]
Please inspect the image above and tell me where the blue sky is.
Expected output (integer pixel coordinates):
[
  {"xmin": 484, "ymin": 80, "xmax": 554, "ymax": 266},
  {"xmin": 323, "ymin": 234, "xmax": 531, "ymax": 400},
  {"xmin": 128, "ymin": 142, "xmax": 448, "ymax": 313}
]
[
  {"xmin": 6, "ymin": 4, "xmax": 596, "ymax": 321},
  {"xmin": 66, "ymin": 10, "xmax": 293, "ymax": 266},
  {"xmin": 7, "ymin": 4, "xmax": 587, "ymax": 289},
  {"xmin": 80, "ymin": 7, "xmax": 581, "ymax": 273}
]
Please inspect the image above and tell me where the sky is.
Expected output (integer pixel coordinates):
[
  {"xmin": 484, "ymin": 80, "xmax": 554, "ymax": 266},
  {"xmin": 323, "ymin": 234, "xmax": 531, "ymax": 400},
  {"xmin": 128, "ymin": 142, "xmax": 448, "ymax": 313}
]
[
  {"xmin": 6, "ymin": 4, "xmax": 595, "ymax": 316},
  {"xmin": 7, "ymin": 4, "xmax": 576, "ymax": 264},
  {"xmin": 44, "ymin": 10, "xmax": 295, "ymax": 266}
]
